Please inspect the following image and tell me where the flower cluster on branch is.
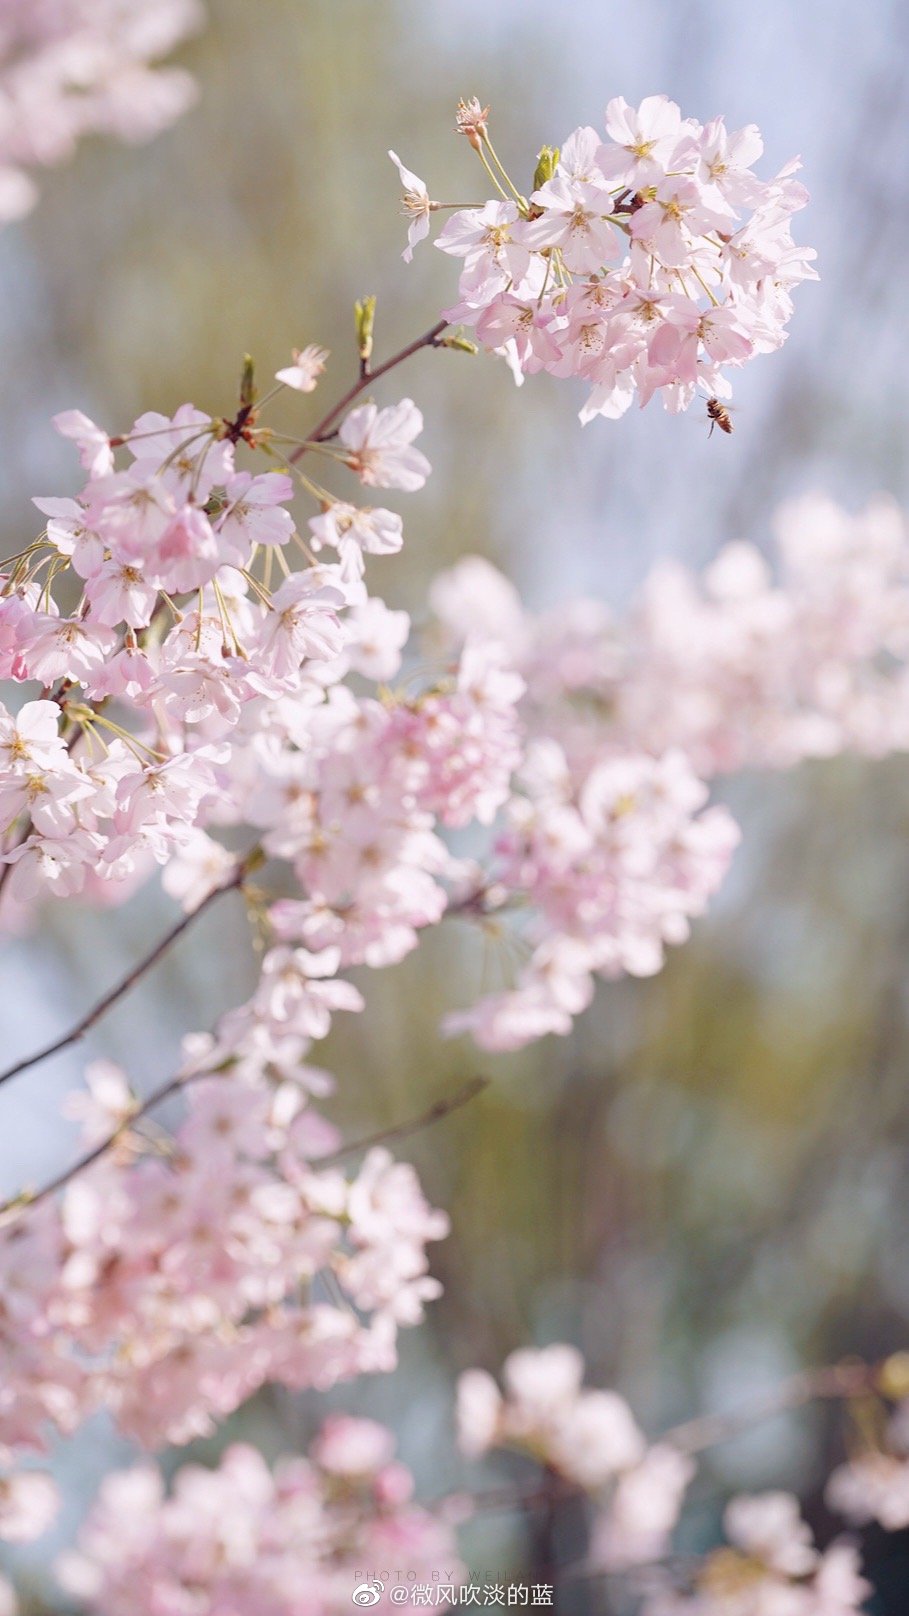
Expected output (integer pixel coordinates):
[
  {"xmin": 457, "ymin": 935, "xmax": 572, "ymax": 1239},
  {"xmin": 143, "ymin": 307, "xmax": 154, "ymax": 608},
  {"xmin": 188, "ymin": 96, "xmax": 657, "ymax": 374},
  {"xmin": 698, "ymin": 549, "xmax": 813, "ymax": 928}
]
[
  {"xmin": 393, "ymin": 96, "xmax": 815, "ymax": 419},
  {"xmin": 0, "ymin": 0, "xmax": 204, "ymax": 225},
  {"xmin": 30, "ymin": 1343, "xmax": 909, "ymax": 1615},
  {"xmin": 58, "ymin": 1423, "xmax": 462, "ymax": 1614},
  {"xmin": 2, "ymin": 50, "xmax": 908, "ymax": 1616}
]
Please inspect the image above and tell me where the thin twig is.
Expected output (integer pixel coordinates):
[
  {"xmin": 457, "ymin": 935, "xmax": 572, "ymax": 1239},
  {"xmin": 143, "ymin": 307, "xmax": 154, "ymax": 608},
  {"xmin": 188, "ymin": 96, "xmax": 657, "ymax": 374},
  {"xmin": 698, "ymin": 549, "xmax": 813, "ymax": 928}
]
[
  {"xmin": 9, "ymin": 1073, "xmax": 187, "ymax": 1215},
  {"xmin": 662, "ymin": 1360, "xmax": 878, "ymax": 1454},
  {"xmin": 319, "ymin": 1074, "xmax": 489, "ymax": 1166},
  {"xmin": 433, "ymin": 1361, "xmax": 881, "ymax": 1521},
  {"xmin": 7, "ymin": 1073, "xmax": 490, "ymax": 1219},
  {"xmin": 289, "ymin": 320, "xmax": 449, "ymax": 463},
  {"xmin": 0, "ymin": 856, "xmax": 255, "ymax": 1090}
]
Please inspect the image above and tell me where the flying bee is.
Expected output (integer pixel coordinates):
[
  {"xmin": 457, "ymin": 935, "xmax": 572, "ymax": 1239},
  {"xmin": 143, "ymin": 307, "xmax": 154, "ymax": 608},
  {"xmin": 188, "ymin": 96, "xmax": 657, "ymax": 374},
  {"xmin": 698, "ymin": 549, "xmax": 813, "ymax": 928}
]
[{"xmin": 706, "ymin": 397, "xmax": 734, "ymax": 437}]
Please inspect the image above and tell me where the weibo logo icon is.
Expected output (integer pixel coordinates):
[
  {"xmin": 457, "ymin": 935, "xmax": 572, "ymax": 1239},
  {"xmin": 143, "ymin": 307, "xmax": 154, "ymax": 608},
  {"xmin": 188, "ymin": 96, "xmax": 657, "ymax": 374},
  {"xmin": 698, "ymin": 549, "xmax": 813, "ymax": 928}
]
[{"xmin": 351, "ymin": 1583, "xmax": 384, "ymax": 1608}]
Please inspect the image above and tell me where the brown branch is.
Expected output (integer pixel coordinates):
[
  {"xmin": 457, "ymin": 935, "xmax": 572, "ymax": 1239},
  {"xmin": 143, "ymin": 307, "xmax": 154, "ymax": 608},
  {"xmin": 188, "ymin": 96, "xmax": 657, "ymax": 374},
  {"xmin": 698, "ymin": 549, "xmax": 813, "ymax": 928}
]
[
  {"xmin": 662, "ymin": 1360, "xmax": 879, "ymax": 1454},
  {"xmin": 8, "ymin": 1072, "xmax": 188, "ymax": 1216},
  {"xmin": 289, "ymin": 319, "xmax": 449, "ymax": 463},
  {"xmin": 0, "ymin": 854, "xmax": 255, "ymax": 1090},
  {"xmin": 318, "ymin": 1073, "xmax": 489, "ymax": 1166},
  {"xmin": 6, "ymin": 1072, "xmax": 490, "ymax": 1221}
]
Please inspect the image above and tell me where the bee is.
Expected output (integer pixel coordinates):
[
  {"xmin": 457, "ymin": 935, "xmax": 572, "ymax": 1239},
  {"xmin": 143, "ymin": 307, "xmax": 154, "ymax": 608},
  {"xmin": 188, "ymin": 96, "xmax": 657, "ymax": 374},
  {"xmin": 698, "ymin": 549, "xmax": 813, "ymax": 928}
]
[{"xmin": 706, "ymin": 397, "xmax": 734, "ymax": 437}]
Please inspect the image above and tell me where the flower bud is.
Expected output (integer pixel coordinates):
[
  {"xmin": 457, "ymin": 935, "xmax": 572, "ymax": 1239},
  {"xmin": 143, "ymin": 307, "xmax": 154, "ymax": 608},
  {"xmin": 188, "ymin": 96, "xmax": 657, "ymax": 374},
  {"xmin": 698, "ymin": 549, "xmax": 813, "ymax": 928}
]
[
  {"xmin": 239, "ymin": 353, "xmax": 257, "ymax": 408},
  {"xmin": 532, "ymin": 145, "xmax": 559, "ymax": 191},
  {"xmin": 354, "ymin": 296, "xmax": 377, "ymax": 365},
  {"xmin": 438, "ymin": 331, "xmax": 479, "ymax": 355}
]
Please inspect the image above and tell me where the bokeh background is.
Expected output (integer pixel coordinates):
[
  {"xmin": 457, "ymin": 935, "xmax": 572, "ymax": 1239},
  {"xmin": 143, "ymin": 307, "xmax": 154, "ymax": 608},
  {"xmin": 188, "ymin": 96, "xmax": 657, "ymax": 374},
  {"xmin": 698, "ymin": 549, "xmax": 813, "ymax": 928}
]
[{"xmin": 2, "ymin": 1, "xmax": 909, "ymax": 1609}]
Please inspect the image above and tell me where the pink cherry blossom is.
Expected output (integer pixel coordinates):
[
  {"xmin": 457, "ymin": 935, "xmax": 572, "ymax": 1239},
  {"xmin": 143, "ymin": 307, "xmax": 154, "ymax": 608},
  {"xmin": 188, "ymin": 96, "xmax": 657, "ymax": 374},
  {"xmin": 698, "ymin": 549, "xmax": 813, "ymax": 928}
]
[
  {"xmin": 275, "ymin": 343, "xmax": 329, "ymax": 392},
  {"xmin": 1, "ymin": 76, "xmax": 886, "ymax": 1616},
  {"xmin": 345, "ymin": 599, "xmax": 410, "ymax": 681},
  {"xmin": 599, "ymin": 94, "xmax": 685, "ymax": 186},
  {"xmin": 52, "ymin": 411, "xmax": 114, "ymax": 478},
  {"xmin": 309, "ymin": 501, "xmax": 404, "ymax": 580},
  {"xmin": 0, "ymin": 0, "xmax": 203, "ymax": 228},
  {"xmin": 827, "ymin": 1451, "xmax": 909, "ymax": 1531},
  {"xmin": 591, "ymin": 1444, "xmax": 695, "ymax": 1570},
  {"xmin": 0, "ymin": 1469, "xmax": 59, "ymax": 1541},
  {"xmin": 338, "ymin": 399, "xmax": 431, "ymax": 491},
  {"xmin": 63, "ymin": 1060, "xmax": 136, "ymax": 1145},
  {"xmin": 253, "ymin": 573, "xmax": 346, "ymax": 678},
  {"xmin": 59, "ymin": 1431, "xmax": 461, "ymax": 1614},
  {"xmin": 161, "ymin": 829, "xmax": 238, "ymax": 912},
  {"xmin": 412, "ymin": 98, "xmax": 815, "ymax": 419},
  {"xmin": 389, "ymin": 150, "xmax": 432, "ymax": 262},
  {"xmin": 217, "ymin": 471, "xmax": 296, "ymax": 554},
  {"xmin": 457, "ymin": 1344, "xmax": 643, "ymax": 1491},
  {"xmin": 0, "ymin": 700, "xmax": 67, "ymax": 770},
  {"xmin": 524, "ymin": 175, "xmax": 621, "ymax": 275}
]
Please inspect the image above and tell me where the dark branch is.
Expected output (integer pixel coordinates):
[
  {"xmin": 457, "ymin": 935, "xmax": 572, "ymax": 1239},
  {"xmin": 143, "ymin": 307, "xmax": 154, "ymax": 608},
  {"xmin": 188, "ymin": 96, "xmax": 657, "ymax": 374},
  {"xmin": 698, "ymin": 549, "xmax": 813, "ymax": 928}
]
[
  {"xmin": 5, "ymin": 1073, "xmax": 490, "ymax": 1220},
  {"xmin": 0, "ymin": 856, "xmax": 254, "ymax": 1091},
  {"xmin": 290, "ymin": 320, "xmax": 449, "ymax": 462}
]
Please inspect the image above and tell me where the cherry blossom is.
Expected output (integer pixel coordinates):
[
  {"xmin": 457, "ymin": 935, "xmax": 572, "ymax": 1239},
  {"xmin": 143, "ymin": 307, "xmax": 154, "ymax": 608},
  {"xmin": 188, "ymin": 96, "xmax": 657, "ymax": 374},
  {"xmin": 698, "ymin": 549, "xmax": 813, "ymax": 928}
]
[
  {"xmin": 51, "ymin": 411, "xmax": 115, "ymax": 479},
  {"xmin": 401, "ymin": 97, "xmax": 815, "ymax": 419},
  {"xmin": 590, "ymin": 1444, "xmax": 696, "ymax": 1571},
  {"xmin": 388, "ymin": 150, "xmax": 433, "ymax": 262},
  {"xmin": 457, "ymin": 1344, "xmax": 644, "ymax": 1488},
  {"xmin": 275, "ymin": 343, "xmax": 329, "ymax": 392},
  {"xmin": 338, "ymin": 398, "xmax": 431, "ymax": 491},
  {"xmin": 0, "ymin": 1035, "xmax": 448, "ymax": 1468},
  {"xmin": 217, "ymin": 470, "xmax": 297, "ymax": 553},
  {"xmin": 0, "ymin": 0, "xmax": 204, "ymax": 227},
  {"xmin": 0, "ymin": 1468, "xmax": 59, "ymax": 1542},
  {"xmin": 57, "ymin": 1429, "xmax": 462, "ymax": 1615},
  {"xmin": 827, "ymin": 1449, "xmax": 909, "ymax": 1532},
  {"xmin": 309, "ymin": 501, "xmax": 404, "ymax": 580},
  {"xmin": 639, "ymin": 1494, "xmax": 869, "ymax": 1616},
  {"xmin": 4, "ymin": 70, "xmax": 897, "ymax": 1616},
  {"xmin": 443, "ymin": 745, "xmax": 739, "ymax": 1050}
]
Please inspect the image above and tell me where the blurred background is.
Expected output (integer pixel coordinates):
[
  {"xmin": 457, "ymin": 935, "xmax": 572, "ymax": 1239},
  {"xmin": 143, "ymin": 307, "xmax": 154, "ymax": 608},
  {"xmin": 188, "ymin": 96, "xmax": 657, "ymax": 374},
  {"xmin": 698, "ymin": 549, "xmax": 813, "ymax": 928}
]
[{"xmin": 2, "ymin": 1, "xmax": 909, "ymax": 1609}]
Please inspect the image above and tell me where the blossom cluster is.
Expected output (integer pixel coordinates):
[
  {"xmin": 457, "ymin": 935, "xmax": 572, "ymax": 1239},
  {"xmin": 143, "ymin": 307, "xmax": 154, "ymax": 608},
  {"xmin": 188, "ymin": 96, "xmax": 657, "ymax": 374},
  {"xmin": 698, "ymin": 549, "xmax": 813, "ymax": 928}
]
[
  {"xmin": 458, "ymin": 1341, "xmax": 644, "ymax": 1481},
  {"xmin": 393, "ymin": 96, "xmax": 816, "ymax": 419},
  {"xmin": 7, "ymin": 72, "xmax": 904, "ymax": 1616},
  {"xmin": 0, "ymin": 0, "xmax": 204, "ymax": 225},
  {"xmin": 0, "ymin": 373, "xmax": 746, "ymax": 1540},
  {"xmin": 443, "ymin": 744, "xmax": 738, "ymax": 1050},
  {"xmin": 48, "ymin": 1341, "xmax": 908, "ymax": 1616},
  {"xmin": 0, "ymin": 389, "xmax": 741, "ymax": 1067},
  {"xmin": 0, "ymin": 397, "xmax": 426, "ymax": 915},
  {"xmin": 0, "ymin": 1051, "xmax": 447, "ymax": 1506},
  {"xmin": 235, "ymin": 636, "xmax": 525, "ymax": 980},
  {"xmin": 455, "ymin": 1345, "xmax": 886, "ymax": 1613},
  {"xmin": 58, "ymin": 1422, "xmax": 461, "ymax": 1615},
  {"xmin": 826, "ymin": 1384, "xmax": 909, "ymax": 1533},
  {"xmin": 598, "ymin": 494, "xmax": 909, "ymax": 773},
  {"xmin": 457, "ymin": 1344, "xmax": 693, "ymax": 1569},
  {"xmin": 414, "ymin": 493, "xmax": 909, "ymax": 1046},
  {"xmin": 432, "ymin": 494, "xmax": 909, "ymax": 786},
  {"xmin": 640, "ymin": 1493, "xmax": 869, "ymax": 1616}
]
